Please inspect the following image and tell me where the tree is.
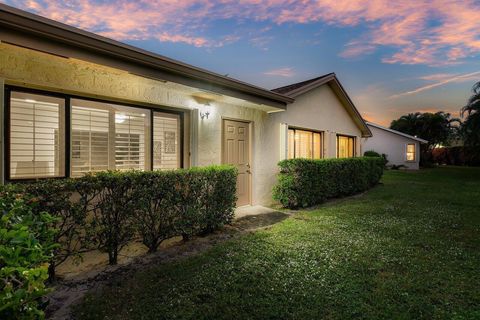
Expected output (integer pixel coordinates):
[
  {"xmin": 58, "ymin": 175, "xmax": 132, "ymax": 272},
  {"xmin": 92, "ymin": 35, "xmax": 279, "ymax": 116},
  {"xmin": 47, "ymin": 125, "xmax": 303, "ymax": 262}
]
[
  {"xmin": 461, "ymin": 81, "xmax": 480, "ymax": 148},
  {"xmin": 390, "ymin": 111, "xmax": 460, "ymax": 165},
  {"xmin": 390, "ymin": 112, "xmax": 460, "ymax": 149}
]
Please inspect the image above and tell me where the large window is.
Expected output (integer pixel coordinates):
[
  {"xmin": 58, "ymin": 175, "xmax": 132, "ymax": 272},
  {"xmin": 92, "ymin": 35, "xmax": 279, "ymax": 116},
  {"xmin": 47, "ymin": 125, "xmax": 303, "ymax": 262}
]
[
  {"xmin": 9, "ymin": 92, "xmax": 65, "ymax": 179},
  {"xmin": 337, "ymin": 135, "xmax": 355, "ymax": 158},
  {"xmin": 7, "ymin": 88, "xmax": 182, "ymax": 180},
  {"xmin": 406, "ymin": 143, "xmax": 416, "ymax": 161},
  {"xmin": 288, "ymin": 128, "xmax": 322, "ymax": 159},
  {"xmin": 71, "ymin": 99, "xmax": 151, "ymax": 176}
]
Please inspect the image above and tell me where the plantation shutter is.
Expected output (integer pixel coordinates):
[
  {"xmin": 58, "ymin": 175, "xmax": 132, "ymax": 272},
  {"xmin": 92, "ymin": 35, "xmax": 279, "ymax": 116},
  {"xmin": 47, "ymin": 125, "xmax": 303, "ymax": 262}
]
[
  {"xmin": 71, "ymin": 105, "xmax": 110, "ymax": 177},
  {"xmin": 115, "ymin": 111, "xmax": 148, "ymax": 171},
  {"xmin": 71, "ymin": 99, "xmax": 151, "ymax": 175},
  {"xmin": 9, "ymin": 92, "xmax": 65, "ymax": 179},
  {"xmin": 153, "ymin": 112, "xmax": 180, "ymax": 170}
]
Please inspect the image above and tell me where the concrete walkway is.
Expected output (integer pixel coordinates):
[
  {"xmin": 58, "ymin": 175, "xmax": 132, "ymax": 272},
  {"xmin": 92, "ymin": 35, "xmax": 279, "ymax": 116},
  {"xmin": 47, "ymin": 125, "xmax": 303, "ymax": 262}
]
[
  {"xmin": 234, "ymin": 205, "xmax": 289, "ymax": 231},
  {"xmin": 235, "ymin": 205, "xmax": 282, "ymax": 219}
]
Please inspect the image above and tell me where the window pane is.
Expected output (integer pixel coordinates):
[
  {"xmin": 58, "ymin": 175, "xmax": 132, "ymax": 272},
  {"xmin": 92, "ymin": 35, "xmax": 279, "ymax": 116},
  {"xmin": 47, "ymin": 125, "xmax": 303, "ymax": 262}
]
[
  {"xmin": 288, "ymin": 129, "xmax": 295, "ymax": 159},
  {"xmin": 406, "ymin": 144, "xmax": 415, "ymax": 161},
  {"xmin": 337, "ymin": 135, "xmax": 355, "ymax": 158},
  {"xmin": 295, "ymin": 130, "xmax": 313, "ymax": 158},
  {"xmin": 115, "ymin": 109, "xmax": 149, "ymax": 171},
  {"xmin": 153, "ymin": 112, "xmax": 180, "ymax": 170},
  {"xmin": 313, "ymin": 132, "xmax": 321, "ymax": 159},
  {"xmin": 71, "ymin": 99, "xmax": 151, "ymax": 176},
  {"xmin": 10, "ymin": 92, "xmax": 65, "ymax": 179},
  {"xmin": 348, "ymin": 137, "xmax": 354, "ymax": 157},
  {"xmin": 71, "ymin": 104, "xmax": 109, "ymax": 176}
]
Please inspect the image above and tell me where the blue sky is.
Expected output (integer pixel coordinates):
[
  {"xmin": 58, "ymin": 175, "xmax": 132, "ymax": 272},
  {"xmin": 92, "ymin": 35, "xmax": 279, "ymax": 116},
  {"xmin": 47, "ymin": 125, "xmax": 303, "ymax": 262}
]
[{"xmin": 3, "ymin": 0, "xmax": 480, "ymax": 125}]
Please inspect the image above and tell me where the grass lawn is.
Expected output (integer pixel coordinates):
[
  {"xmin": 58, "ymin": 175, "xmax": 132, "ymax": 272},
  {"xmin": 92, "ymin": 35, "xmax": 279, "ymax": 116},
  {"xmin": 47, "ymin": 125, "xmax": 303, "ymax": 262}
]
[{"xmin": 74, "ymin": 167, "xmax": 480, "ymax": 320}]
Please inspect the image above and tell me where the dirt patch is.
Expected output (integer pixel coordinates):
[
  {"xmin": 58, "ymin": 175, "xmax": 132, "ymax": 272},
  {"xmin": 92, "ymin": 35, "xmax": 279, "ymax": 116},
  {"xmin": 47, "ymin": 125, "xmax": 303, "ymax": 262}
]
[{"xmin": 46, "ymin": 210, "xmax": 290, "ymax": 319}]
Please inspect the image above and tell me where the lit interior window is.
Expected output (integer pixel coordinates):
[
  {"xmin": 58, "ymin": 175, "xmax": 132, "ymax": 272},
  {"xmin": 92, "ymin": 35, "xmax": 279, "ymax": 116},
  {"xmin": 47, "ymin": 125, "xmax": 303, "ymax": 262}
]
[
  {"xmin": 9, "ymin": 92, "xmax": 65, "ymax": 179},
  {"xmin": 287, "ymin": 128, "xmax": 322, "ymax": 159},
  {"xmin": 71, "ymin": 99, "xmax": 151, "ymax": 176},
  {"xmin": 337, "ymin": 135, "xmax": 355, "ymax": 158},
  {"xmin": 153, "ymin": 112, "xmax": 181, "ymax": 170},
  {"xmin": 406, "ymin": 143, "xmax": 416, "ymax": 161}
]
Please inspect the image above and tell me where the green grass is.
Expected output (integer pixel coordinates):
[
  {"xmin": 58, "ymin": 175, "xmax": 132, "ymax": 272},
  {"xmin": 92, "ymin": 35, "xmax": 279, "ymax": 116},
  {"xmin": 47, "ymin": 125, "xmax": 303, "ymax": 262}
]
[{"xmin": 74, "ymin": 167, "xmax": 480, "ymax": 320}]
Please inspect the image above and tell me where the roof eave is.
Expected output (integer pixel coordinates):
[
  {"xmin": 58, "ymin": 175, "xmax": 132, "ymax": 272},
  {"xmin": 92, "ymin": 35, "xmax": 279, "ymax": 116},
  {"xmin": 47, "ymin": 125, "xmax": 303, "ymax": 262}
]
[
  {"xmin": 366, "ymin": 122, "xmax": 428, "ymax": 143},
  {"xmin": 0, "ymin": 4, "xmax": 293, "ymax": 109}
]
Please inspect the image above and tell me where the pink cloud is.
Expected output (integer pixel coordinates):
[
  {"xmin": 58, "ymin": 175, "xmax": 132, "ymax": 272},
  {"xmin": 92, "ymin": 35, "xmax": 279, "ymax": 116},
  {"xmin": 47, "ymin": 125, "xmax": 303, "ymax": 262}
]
[
  {"xmin": 263, "ymin": 67, "xmax": 295, "ymax": 77},
  {"xmin": 3, "ymin": 0, "xmax": 480, "ymax": 65},
  {"xmin": 339, "ymin": 41, "xmax": 376, "ymax": 58}
]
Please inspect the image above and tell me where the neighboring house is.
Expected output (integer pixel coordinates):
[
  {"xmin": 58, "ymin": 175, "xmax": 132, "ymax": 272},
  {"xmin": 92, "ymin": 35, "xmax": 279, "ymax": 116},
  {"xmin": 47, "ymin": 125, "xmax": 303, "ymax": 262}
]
[
  {"xmin": 362, "ymin": 122, "xmax": 428, "ymax": 170},
  {"xmin": 0, "ymin": 4, "xmax": 370, "ymax": 207}
]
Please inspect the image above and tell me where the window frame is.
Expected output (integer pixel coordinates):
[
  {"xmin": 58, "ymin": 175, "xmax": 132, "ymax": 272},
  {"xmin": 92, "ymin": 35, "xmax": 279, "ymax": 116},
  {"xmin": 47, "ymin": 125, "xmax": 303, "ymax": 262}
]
[
  {"xmin": 336, "ymin": 134, "xmax": 356, "ymax": 158},
  {"xmin": 287, "ymin": 126, "xmax": 323, "ymax": 160},
  {"xmin": 406, "ymin": 143, "xmax": 416, "ymax": 162},
  {"xmin": 4, "ymin": 85, "xmax": 184, "ymax": 182}
]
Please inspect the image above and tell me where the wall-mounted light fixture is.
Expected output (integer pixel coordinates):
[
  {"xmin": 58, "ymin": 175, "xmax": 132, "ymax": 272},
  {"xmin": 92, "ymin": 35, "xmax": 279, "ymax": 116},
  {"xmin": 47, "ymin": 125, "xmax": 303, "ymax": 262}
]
[
  {"xmin": 200, "ymin": 102, "xmax": 210, "ymax": 120},
  {"xmin": 192, "ymin": 93, "xmax": 215, "ymax": 120}
]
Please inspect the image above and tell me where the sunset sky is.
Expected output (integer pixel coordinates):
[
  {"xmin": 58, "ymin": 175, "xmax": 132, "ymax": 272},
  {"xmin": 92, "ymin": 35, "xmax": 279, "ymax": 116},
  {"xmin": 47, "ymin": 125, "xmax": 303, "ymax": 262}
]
[{"xmin": 3, "ymin": 0, "xmax": 480, "ymax": 125}]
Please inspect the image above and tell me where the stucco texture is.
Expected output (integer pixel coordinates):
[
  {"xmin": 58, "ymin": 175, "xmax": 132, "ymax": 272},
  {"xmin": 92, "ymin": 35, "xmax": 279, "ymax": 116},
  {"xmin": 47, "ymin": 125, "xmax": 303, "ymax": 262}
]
[
  {"xmin": 256, "ymin": 84, "xmax": 364, "ymax": 204},
  {"xmin": 0, "ymin": 43, "xmax": 274, "ymax": 205}
]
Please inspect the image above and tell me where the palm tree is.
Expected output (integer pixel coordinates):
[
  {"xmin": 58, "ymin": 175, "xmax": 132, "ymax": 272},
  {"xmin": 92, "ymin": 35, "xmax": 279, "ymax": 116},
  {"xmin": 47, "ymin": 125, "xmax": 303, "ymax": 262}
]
[
  {"xmin": 391, "ymin": 112, "xmax": 459, "ymax": 149},
  {"xmin": 461, "ymin": 81, "xmax": 480, "ymax": 147},
  {"xmin": 391, "ymin": 111, "xmax": 460, "ymax": 166}
]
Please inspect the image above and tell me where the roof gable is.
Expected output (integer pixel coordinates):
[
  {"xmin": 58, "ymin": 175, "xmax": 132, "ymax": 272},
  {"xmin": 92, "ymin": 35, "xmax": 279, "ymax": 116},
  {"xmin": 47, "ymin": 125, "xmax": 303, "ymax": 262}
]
[
  {"xmin": 272, "ymin": 73, "xmax": 372, "ymax": 137},
  {"xmin": 271, "ymin": 73, "xmax": 334, "ymax": 95}
]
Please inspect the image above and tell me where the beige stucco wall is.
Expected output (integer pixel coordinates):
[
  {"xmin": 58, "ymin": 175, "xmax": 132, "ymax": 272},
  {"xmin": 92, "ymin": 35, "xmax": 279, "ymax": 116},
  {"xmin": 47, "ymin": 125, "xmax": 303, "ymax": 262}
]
[
  {"xmin": 0, "ymin": 43, "xmax": 275, "ymax": 205},
  {"xmin": 362, "ymin": 125, "xmax": 420, "ymax": 170},
  {"xmin": 256, "ymin": 84, "xmax": 364, "ymax": 205}
]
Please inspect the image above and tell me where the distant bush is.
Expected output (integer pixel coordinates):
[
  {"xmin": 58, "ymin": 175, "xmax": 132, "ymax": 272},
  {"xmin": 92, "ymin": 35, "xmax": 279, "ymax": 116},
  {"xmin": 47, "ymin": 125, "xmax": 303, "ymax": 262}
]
[
  {"xmin": 364, "ymin": 150, "xmax": 389, "ymax": 167},
  {"xmin": 364, "ymin": 150, "xmax": 381, "ymax": 157},
  {"xmin": 432, "ymin": 146, "xmax": 480, "ymax": 166},
  {"xmin": 273, "ymin": 157, "xmax": 384, "ymax": 208},
  {"xmin": 0, "ymin": 186, "xmax": 57, "ymax": 319}
]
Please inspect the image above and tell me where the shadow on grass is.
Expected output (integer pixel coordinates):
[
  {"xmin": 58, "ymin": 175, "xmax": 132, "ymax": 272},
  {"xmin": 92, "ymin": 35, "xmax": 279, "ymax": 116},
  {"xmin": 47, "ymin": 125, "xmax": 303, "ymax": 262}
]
[{"xmin": 234, "ymin": 211, "xmax": 289, "ymax": 230}]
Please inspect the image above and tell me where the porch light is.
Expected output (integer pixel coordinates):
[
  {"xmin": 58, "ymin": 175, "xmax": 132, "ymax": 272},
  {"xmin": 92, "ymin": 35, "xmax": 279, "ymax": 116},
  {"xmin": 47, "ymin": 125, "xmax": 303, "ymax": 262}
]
[{"xmin": 200, "ymin": 102, "xmax": 211, "ymax": 120}]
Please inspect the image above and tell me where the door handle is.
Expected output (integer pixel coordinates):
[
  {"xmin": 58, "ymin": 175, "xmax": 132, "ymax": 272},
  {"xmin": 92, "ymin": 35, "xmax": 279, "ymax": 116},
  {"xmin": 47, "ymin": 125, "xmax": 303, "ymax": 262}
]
[{"xmin": 246, "ymin": 163, "xmax": 250, "ymax": 168}]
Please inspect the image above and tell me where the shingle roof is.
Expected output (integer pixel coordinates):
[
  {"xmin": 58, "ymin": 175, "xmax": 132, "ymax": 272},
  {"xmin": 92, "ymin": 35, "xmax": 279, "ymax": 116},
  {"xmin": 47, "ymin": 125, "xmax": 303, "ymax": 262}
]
[{"xmin": 271, "ymin": 73, "xmax": 334, "ymax": 95}]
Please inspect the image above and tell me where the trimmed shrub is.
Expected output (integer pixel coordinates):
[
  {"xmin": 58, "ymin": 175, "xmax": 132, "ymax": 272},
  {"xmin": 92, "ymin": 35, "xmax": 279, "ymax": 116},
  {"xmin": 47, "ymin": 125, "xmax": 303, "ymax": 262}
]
[
  {"xmin": 200, "ymin": 166, "xmax": 237, "ymax": 233},
  {"xmin": 5, "ymin": 165, "xmax": 238, "ymax": 267},
  {"xmin": 364, "ymin": 150, "xmax": 381, "ymax": 157},
  {"xmin": 21, "ymin": 179, "xmax": 93, "ymax": 280},
  {"xmin": 273, "ymin": 157, "xmax": 384, "ymax": 208},
  {"xmin": 132, "ymin": 171, "xmax": 177, "ymax": 253},
  {"xmin": 89, "ymin": 171, "xmax": 138, "ymax": 265},
  {"xmin": 0, "ymin": 186, "xmax": 57, "ymax": 319}
]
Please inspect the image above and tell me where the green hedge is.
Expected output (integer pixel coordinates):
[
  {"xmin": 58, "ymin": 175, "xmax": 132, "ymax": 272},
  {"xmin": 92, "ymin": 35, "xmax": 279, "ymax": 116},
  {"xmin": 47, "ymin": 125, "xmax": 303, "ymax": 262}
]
[
  {"xmin": 1, "ymin": 165, "xmax": 237, "ymax": 317},
  {"xmin": 4, "ymin": 165, "xmax": 237, "ymax": 268},
  {"xmin": 0, "ymin": 185, "xmax": 57, "ymax": 319},
  {"xmin": 273, "ymin": 157, "xmax": 384, "ymax": 208}
]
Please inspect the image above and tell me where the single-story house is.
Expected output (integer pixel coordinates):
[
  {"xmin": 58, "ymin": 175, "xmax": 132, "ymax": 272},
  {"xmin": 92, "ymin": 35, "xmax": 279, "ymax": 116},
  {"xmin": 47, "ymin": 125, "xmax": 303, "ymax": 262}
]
[
  {"xmin": 362, "ymin": 122, "xmax": 428, "ymax": 170},
  {"xmin": 0, "ymin": 4, "xmax": 371, "ymax": 207}
]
